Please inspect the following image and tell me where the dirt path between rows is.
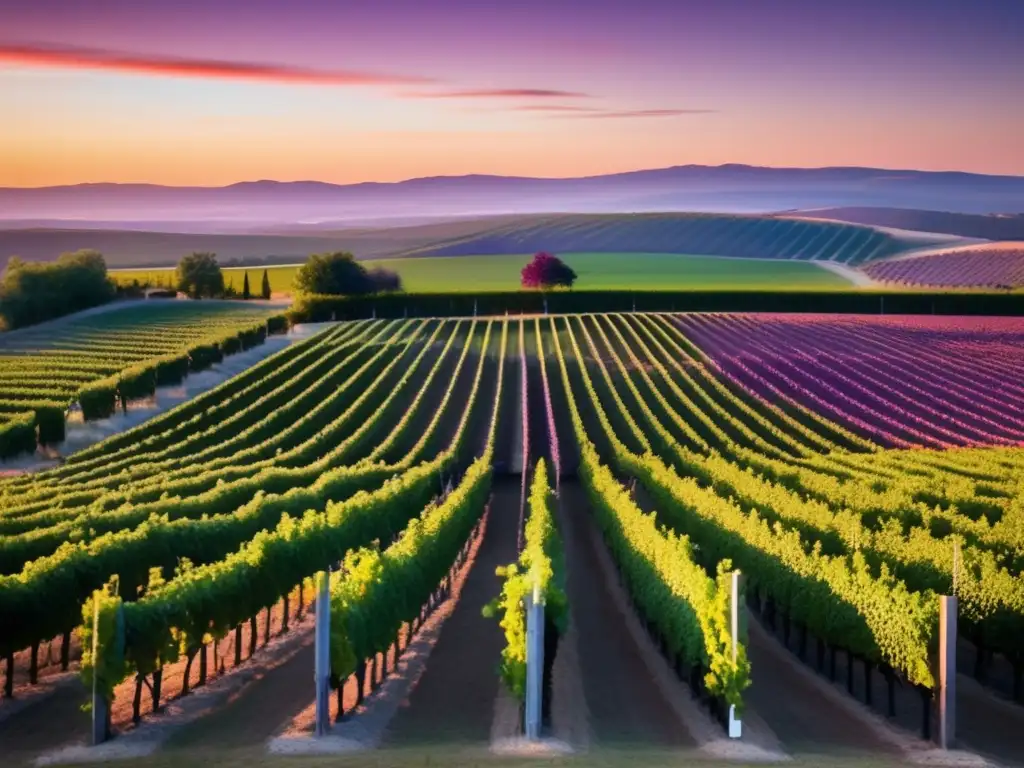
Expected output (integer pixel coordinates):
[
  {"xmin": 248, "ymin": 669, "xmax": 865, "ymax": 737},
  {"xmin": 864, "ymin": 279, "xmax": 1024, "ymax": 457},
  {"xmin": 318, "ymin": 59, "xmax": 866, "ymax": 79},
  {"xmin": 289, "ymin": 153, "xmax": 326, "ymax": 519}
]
[
  {"xmin": 557, "ymin": 481, "xmax": 694, "ymax": 749},
  {"xmin": 743, "ymin": 612, "xmax": 901, "ymax": 758},
  {"xmin": 160, "ymin": 636, "xmax": 316, "ymax": 754},
  {"xmin": 0, "ymin": 679, "xmax": 90, "ymax": 765},
  {"xmin": 382, "ymin": 479, "xmax": 521, "ymax": 746}
]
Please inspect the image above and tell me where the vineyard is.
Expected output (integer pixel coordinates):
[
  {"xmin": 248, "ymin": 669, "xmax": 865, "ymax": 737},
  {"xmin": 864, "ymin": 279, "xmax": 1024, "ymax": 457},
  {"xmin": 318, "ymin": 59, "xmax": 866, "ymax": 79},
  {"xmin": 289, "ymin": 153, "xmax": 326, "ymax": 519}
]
[
  {"xmin": 863, "ymin": 246, "xmax": 1024, "ymax": 290},
  {"xmin": 1, "ymin": 312, "xmax": 1024, "ymax": 765},
  {"xmin": 0, "ymin": 303, "xmax": 286, "ymax": 458},
  {"xmin": 401, "ymin": 213, "xmax": 925, "ymax": 264}
]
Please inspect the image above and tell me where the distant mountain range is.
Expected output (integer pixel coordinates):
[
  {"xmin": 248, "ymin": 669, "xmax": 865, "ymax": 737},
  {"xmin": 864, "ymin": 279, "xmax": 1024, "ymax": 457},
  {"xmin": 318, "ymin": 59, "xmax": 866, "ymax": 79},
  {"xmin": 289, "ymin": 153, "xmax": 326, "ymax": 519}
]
[{"xmin": 2, "ymin": 165, "xmax": 1023, "ymax": 226}]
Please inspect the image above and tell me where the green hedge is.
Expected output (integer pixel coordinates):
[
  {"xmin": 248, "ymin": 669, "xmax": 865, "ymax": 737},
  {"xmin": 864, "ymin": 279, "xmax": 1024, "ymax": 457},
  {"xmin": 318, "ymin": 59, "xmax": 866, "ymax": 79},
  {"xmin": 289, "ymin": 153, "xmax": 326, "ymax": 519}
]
[
  {"xmin": 239, "ymin": 324, "xmax": 267, "ymax": 350},
  {"xmin": 154, "ymin": 354, "xmax": 190, "ymax": 386},
  {"xmin": 220, "ymin": 335, "xmax": 242, "ymax": 355},
  {"xmin": 266, "ymin": 314, "xmax": 289, "ymax": 335},
  {"xmin": 79, "ymin": 378, "xmax": 118, "ymax": 421},
  {"xmin": 33, "ymin": 404, "xmax": 67, "ymax": 445},
  {"xmin": 0, "ymin": 400, "xmax": 67, "ymax": 446},
  {"xmin": 0, "ymin": 412, "xmax": 37, "ymax": 459},
  {"xmin": 187, "ymin": 343, "xmax": 223, "ymax": 372},
  {"xmin": 288, "ymin": 289, "xmax": 1024, "ymax": 322},
  {"xmin": 118, "ymin": 364, "xmax": 157, "ymax": 404}
]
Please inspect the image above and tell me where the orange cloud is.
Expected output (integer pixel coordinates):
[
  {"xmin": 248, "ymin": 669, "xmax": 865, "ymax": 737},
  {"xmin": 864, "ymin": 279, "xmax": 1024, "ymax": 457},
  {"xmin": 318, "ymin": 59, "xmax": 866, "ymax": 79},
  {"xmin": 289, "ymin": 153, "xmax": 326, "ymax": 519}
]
[{"xmin": 0, "ymin": 41, "xmax": 434, "ymax": 86}]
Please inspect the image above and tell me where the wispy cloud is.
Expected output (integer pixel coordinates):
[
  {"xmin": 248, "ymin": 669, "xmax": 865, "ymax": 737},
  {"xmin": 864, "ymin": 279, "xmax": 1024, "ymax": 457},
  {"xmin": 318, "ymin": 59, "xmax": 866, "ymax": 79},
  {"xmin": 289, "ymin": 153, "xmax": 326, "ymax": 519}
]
[
  {"xmin": 485, "ymin": 104, "xmax": 717, "ymax": 118},
  {"xmin": 509, "ymin": 104, "xmax": 603, "ymax": 113},
  {"xmin": 404, "ymin": 88, "xmax": 592, "ymax": 99},
  {"xmin": 0, "ymin": 41, "xmax": 434, "ymax": 85},
  {"xmin": 554, "ymin": 108, "xmax": 718, "ymax": 119}
]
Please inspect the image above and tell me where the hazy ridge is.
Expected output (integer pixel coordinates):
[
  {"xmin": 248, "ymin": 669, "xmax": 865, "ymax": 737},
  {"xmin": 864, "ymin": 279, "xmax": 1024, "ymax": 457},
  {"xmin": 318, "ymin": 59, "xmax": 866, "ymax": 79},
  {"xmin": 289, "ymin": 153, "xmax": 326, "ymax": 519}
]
[{"xmin": 3, "ymin": 164, "xmax": 1023, "ymax": 225}]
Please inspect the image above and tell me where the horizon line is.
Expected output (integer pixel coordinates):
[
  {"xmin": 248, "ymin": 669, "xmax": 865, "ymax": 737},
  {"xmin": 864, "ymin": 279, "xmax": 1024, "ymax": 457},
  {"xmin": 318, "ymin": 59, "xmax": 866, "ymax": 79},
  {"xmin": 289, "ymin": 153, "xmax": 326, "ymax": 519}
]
[{"xmin": 3, "ymin": 162, "xmax": 1023, "ymax": 191}]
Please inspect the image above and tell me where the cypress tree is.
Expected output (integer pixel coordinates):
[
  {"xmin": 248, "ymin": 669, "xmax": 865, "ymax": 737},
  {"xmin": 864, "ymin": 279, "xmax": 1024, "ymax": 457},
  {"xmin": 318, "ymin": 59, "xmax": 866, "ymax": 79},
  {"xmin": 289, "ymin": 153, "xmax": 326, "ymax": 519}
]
[
  {"xmin": 261, "ymin": 269, "xmax": 272, "ymax": 300},
  {"xmin": 242, "ymin": 272, "xmax": 251, "ymax": 300}
]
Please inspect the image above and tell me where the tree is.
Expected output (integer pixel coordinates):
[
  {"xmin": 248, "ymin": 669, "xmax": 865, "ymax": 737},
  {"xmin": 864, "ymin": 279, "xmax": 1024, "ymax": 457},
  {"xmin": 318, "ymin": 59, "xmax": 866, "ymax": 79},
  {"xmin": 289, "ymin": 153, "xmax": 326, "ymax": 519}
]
[
  {"xmin": 0, "ymin": 250, "xmax": 115, "ymax": 329},
  {"xmin": 365, "ymin": 267, "xmax": 403, "ymax": 293},
  {"xmin": 521, "ymin": 252, "xmax": 577, "ymax": 290},
  {"xmin": 261, "ymin": 269, "xmax": 272, "ymax": 300},
  {"xmin": 293, "ymin": 252, "xmax": 405, "ymax": 297},
  {"xmin": 293, "ymin": 252, "xmax": 372, "ymax": 295},
  {"xmin": 242, "ymin": 272, "xmax": 251, "ymax": 300},
  {"xmin": 175, "ymin": 252, "xmax": 224, "ymax": 299}
]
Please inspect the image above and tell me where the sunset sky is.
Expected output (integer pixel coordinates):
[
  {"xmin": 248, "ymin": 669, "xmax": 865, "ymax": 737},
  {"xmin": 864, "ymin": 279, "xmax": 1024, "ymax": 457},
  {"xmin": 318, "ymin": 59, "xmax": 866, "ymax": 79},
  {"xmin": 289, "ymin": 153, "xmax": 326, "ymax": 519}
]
[{"xmin": 3, "ymin": 0, "xmax": 1023, "ymax": 187}]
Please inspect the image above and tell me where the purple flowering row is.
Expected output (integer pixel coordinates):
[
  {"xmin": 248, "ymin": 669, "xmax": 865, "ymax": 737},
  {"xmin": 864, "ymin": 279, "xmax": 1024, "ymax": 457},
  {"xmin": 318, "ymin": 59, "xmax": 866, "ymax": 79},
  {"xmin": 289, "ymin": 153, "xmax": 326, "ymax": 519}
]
[
  {"xmin": 863, "ymin": 248, "xmax": 1024, "ymax": 290},
  {"xmin": 676, "ymin": 312, "xmax": 1024, "ymax": 450}
]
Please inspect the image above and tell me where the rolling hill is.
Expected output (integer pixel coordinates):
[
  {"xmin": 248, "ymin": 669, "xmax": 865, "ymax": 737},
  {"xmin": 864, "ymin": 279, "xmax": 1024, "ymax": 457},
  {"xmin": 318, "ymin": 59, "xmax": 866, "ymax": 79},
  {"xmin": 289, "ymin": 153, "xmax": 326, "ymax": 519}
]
[
  {"xmin": 394, "ymin": 213, "xmax": 948, "ymax": 265},
  {"xmin": 792, "ymin": 207, "xmax": 1024, "ymax": 240},
  {"xmin": 0, "ymin": 213, "xmax": 958, "ymax": 270},
  {"xmin": 0, "ymin": 218, "xmax": 513, "ymax": 269}
]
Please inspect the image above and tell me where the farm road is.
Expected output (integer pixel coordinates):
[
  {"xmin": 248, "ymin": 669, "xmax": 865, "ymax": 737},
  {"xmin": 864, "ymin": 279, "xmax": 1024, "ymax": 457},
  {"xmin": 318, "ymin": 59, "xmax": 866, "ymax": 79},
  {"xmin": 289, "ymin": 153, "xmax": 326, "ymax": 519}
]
[
  {"xmin": 383, "ymin": 479, "xmax": 521, "ymax": 746},
  {"xmin": 816, "ymin": 261, "xmax": 875, "ymax": 287}
]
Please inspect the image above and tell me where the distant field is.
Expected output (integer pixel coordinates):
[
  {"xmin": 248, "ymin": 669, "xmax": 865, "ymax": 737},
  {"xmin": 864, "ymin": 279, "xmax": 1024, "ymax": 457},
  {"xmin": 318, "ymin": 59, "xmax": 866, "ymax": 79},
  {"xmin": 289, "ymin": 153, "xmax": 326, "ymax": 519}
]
[
  {"xmin": 113, "ymin": 266, "xmax": 303, "ymax": 295},
  {"xmin": 112, "ymin": 252, "xmax": 852, "ymax": 294},
  {"xmin": 2, "ymin": 211, "xmax": 950, "ymax": 271},
  {"xmin": 397, "ymin": 213, "xmax": 944, "ymax": 264}
]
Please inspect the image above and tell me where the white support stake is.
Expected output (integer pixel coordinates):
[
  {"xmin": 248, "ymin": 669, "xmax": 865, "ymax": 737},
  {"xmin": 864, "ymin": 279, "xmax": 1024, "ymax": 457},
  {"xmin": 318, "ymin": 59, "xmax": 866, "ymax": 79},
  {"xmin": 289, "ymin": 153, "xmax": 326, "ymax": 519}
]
[
  {"xmin": 90, "ymin": 596, "xmax": 106, "ymax": 746},
  {"xmin": 728, "ymin": 571, "xmax": 743, "ymax": 739},
  {"xmin": 524, "ymin": 583, "xmax": 545, "ymax": 740},
  {"xmin": 90, "ymin": 597, "xmax": 123, "ymax": 746},
  {"xmin": 939, "ymin": 595, "xmax": 957, "ymax": 750},
  {"xmin": 314, "ymin": 571, "xmax": 331, "ymax": 737}
]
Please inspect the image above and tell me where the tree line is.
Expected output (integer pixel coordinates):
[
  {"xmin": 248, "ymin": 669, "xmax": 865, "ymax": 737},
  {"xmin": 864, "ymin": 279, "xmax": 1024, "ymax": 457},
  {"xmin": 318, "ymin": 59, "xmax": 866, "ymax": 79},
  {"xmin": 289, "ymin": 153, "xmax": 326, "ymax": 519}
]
[
  {"xmin": 173, "ymin": 251, "xmax": 403, "ymax": 299},
  {"xmin": 0, "ymin": 250, "xmax": 115, "ymax": 330},
  {"xmin": 1, "ymin": 248, "xmax": 578, "ymax": 331}
]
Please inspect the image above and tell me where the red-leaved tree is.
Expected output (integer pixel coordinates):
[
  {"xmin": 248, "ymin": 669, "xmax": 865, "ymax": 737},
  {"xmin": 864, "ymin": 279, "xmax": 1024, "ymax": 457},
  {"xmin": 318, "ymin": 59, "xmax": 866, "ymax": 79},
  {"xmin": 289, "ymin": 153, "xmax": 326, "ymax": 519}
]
[{"xmin": 521, "ymin": 252, "xmax": 577, "ymax": 289}]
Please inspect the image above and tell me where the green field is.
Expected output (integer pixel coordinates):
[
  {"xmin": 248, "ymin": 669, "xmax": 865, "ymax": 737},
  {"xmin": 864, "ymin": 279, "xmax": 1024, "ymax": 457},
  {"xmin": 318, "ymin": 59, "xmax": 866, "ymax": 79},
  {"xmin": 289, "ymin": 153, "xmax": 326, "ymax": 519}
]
[{"xmin": 112, "ymin": 252, "xmax": 851, "ymax": 294}]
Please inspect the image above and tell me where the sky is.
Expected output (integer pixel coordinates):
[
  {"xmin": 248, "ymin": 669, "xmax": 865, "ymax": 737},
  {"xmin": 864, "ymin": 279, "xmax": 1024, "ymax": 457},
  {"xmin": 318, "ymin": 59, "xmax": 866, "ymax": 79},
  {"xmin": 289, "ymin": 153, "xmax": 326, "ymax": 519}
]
[{"xmin": 2, "ymin": 0, "xmax": 1023, "ymax": 187}]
